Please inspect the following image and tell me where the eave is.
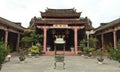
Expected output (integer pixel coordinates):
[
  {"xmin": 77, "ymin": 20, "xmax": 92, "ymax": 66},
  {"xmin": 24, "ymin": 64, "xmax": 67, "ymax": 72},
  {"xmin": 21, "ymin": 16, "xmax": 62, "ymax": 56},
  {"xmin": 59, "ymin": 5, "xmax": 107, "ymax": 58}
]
[{"xmin": 34, "ymin": 22, "xmax": 87, "ymax": 25}]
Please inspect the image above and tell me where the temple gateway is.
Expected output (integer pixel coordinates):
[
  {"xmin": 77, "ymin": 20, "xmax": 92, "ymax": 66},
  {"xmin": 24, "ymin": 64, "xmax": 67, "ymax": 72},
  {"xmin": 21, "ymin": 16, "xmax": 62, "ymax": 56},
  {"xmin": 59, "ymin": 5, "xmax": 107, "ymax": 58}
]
[{"xmin": 30, "ymin": 8, "xmax": 93, "ymax": 54}]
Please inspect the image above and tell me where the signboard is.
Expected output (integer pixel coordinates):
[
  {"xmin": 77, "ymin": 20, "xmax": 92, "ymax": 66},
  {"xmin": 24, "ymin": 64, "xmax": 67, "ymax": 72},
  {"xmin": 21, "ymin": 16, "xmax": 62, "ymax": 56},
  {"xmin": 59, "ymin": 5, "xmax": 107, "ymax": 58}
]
[{"xmin": 53, "ymin": 24, "xmax": 68, "ymax": 28}]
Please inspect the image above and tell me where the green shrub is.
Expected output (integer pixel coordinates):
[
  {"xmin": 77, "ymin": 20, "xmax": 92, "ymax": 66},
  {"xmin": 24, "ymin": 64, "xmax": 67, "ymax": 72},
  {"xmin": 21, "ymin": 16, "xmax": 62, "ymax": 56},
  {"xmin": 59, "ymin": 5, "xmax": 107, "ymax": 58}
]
[
  {"xmin": 19, "ymin": 48, "xmax": 28, "ymax": 56},
  {"xmin": 28, "ymin": 45, "xmax": 40, "ymax": 55},
  {"xmin": 109, "ymin": 40, "xmax": 120, "ymax": 62},
  {"xmin": 79, "ymin": 38, "xmax": 98, "ymax": 52},
  {"xmin": 0, "ymin": 41, "xmax": 10, "ymax": 64},
  {"xmin": 83, "ymin": 47, "xmax": 95, "ymax": 53}
]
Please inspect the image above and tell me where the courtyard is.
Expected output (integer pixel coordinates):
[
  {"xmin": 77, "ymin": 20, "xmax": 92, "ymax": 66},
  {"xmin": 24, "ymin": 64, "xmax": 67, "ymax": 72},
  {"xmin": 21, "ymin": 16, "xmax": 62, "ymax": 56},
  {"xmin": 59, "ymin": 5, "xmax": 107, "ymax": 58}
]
[{"xmin": 1, "ymin": 55, "xmax": 120, "ymax": 72}]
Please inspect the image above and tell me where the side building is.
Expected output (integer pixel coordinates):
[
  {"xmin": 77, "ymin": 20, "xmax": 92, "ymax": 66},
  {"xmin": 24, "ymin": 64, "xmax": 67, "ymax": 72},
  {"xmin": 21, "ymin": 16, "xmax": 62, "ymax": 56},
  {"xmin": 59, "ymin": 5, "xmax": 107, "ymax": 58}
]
[
  {"xmin": 95, "ymin": 18, "xmax": 120, "ymax": 50},
  {"xmin": 0, "ymin": 17, "xmax": 24, "ymax": 52}
]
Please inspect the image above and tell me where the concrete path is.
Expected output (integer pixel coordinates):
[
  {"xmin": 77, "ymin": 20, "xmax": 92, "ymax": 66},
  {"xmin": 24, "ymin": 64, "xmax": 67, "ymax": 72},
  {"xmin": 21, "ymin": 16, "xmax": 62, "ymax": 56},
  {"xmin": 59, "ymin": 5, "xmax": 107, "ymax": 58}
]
[{"xmin": 1, "ymin": 56, "xmax": 120, "ymax": 72}]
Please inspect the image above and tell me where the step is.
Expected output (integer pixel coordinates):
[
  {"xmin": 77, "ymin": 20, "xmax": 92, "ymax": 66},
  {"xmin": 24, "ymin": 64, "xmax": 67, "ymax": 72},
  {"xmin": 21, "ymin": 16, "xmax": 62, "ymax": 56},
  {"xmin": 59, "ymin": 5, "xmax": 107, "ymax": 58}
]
[{"xmin": 43, "ymin": 51, "xmax": 76, "ymax": 56}]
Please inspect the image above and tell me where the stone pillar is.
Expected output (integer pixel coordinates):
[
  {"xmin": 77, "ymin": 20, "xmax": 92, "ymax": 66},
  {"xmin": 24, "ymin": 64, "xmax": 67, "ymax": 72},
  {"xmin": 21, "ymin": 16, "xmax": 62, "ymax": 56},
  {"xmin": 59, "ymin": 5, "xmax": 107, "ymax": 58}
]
[
  {"xmin": 5, "ymin": 28, "xmax": 8, "ymax": 47},
  {"xmin": 113, "ymin": 30, "xmax": 117, "ymax": 49},
  {"xmin": 43, "ymin": 28, "xmax": 47, "ymax": 52},
  {"xmin": 16, "ymin": 32, "xmax": 20, "ymax": 51},
  {"xmin": 74, "ymin": 28, "xmax": 78, "ymax": 53}
]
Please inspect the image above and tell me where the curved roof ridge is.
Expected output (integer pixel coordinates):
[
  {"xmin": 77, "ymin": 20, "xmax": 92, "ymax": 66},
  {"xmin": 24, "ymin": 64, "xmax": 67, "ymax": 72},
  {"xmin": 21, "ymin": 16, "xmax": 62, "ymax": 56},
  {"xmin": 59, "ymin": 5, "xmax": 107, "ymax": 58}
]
[{"xmin": 46, "ymin": 7, "xmax": 75, "ymax": 10}]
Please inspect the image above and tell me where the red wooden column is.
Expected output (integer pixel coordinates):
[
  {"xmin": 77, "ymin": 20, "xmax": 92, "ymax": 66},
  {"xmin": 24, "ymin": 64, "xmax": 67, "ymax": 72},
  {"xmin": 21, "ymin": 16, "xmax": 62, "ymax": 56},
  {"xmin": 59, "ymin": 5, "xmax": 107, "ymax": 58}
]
[
  {"xmin": 74, "ymin": 28, "xmax": 78, "ymax": 53},
  {"xmin": 5, "ymin": 28, "xmax": 8, "ymax": 47},
  {"xmin": 16, "ymin": 32, "xmax": 20, "ymax": 51},
  {"xmin": 113, "ymin": 30, "xmax": 117, "ymax": 49},
  {"xmin": 43, "ymin": 28, "xmax": 47, "ymax": 52}
]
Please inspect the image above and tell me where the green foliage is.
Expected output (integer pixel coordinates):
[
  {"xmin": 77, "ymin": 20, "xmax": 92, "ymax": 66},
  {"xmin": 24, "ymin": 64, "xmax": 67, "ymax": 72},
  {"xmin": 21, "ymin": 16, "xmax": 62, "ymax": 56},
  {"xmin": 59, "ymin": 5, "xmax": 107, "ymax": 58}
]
[
  {"xmin": 79, "ymin": 39, "xmax": 87, "ymax": 47},
  {"xmin": 23, "ymin": 29, "xmax": 35, "ymax": 36},
  {"xmin": 83, "ymin": 47, "xmax": 95, "ymax": 53},
  {"xmin": 28, "ymin": 45, "xmax": 40, "ymax": 54},
  {"xmin": 79, "ymin": 39, "xmax": 87, "ymax": 51},
  {"xmin": 0, "ymin": 41, "xmax": 10, "ymax": 64},
  {"xmin": 109, "ymin": 40, "xmax": 120, "ymax": 62},
  {"xmin": 21, "ymin": 36, "xmax": 33, "ymax": 44},
  {"xmin": 89, "ymin": 38, "xmax": 98, "ymax": 43},
  {"xmin": 79, "ymin": 38, "xmax": 98, "ymax": 53},
  {"xmin": 31, "ymin": 33, "xmax": 43, "ymax": 44},
  {"xmin": 21, "ymin": 29, "xmax": 43, "ymax": 48},
  {"xmin": 89, "ymin": 38, "xmax": 98, "ymax": 48},
  {"xmin": 19, "ymin": 49, "xmax": 28, "ymax": 56},
  {"xmin": 79, "ymin": 38, "xmax": 98, "ymax": 49}
]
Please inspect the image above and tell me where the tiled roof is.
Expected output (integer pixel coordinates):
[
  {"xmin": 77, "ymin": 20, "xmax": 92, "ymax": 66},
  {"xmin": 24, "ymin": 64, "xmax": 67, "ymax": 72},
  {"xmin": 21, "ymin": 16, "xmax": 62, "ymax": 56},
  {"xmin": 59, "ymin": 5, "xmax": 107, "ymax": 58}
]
[
  {"xmin": 41, "ymin": 8, "xmax": 81, "ymax": 18},
  {"xmin": 0, "ymin": 17, "xmax": 24, "ymax": 31},
  {"xmin": 35, "ymin": 18, "xmax": 87, "ymax": 23},
  {"xmin": 30, "ymin": 16, "xmax": 93, "ymax": 28},
  {"xmin": 95, "ymin": 18, "xmax": 120, "ymax": 32},
  {"xmin": 31, "ymin": 17, "xmax": 90, "ymax": 26},
  {"xmin": 44, "ymin": 8, "xmax": 78, "ymax": 13}
]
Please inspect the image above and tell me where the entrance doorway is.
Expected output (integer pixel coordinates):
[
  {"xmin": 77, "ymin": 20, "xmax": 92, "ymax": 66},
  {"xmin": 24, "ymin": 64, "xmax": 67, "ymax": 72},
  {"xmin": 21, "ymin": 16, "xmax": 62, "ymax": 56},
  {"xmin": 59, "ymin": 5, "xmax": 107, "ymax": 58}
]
[{"xmin": 47, "ymin": 29, "xmax": 74, "ymax": 51}]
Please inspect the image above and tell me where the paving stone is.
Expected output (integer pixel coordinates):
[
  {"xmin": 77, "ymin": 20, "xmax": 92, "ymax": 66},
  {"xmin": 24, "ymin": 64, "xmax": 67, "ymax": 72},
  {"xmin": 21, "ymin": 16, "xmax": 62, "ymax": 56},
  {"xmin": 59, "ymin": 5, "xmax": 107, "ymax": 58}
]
[{"xmin": 1, "ymin": 56, "xmax": 120, "ymax": 72}]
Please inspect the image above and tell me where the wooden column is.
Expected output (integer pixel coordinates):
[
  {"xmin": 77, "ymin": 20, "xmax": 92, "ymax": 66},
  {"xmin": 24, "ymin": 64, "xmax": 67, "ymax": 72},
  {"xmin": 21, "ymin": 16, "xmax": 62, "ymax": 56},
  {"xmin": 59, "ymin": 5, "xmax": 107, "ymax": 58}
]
[
  {"xmin": 113, "ymin": 30, "xmax": 117, "ymax": 49},
  {"xmin": 16, "ymin": 32, "xmax": 20, "ymax": 51},
  {"xmin": 74, "ymin": 28, "xmax": 78, "ymax": 53},
  {"xmin": 5, "ymin": 28, "xmax": 8, "ymax": 47},
  {"xmin": 43, "ymin": 28, "xmax": 47, "ymax": 52}
]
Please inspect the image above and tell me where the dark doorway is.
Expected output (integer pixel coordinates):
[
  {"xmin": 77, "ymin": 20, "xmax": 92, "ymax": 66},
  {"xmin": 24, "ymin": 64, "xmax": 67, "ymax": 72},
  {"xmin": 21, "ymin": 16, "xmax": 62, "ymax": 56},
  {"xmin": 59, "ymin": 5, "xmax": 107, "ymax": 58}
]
[
  {"xmin": 47, "ymin": 29, "xmax": 74, "ymax": 51},
  {"xmin": 8, "ymin": 32, "xmax": 17, "ymax": 52},
  {"xmin": 0, "ymin": 29, "xmax": 5, "ymax": 40}
]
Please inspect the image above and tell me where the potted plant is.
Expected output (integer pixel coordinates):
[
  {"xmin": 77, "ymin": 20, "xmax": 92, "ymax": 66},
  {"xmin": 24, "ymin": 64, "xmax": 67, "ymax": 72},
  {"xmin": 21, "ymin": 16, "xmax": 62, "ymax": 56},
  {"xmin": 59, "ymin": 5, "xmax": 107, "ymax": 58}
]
[
  {"xmin": 0, "ymin": 40, "xmax": 10, "ymax": 70},
  {"xmin": 97, "ymin": 49, "xmax": 104, "ymax": 64},
  {"xmin": 70, "ymin": 46, "xmax": 74, "ymax": 52},
  {"xmin": 83, "ymin": 47, "xmax": 95, "ymax": 57},
  {"xmin": 79, "ymin": 38, "xmax": 98, "ymax": 57},
  {"xmin": 19, "ymin": 49, "xmax": 27, "ymax": 63},
  {"xmin": 28, "ymin": 45, "xmax": 40, "ymax": 57},
  {"xmin": 47, "ymin": 45, "xmax": 51, "ymax": 52}
]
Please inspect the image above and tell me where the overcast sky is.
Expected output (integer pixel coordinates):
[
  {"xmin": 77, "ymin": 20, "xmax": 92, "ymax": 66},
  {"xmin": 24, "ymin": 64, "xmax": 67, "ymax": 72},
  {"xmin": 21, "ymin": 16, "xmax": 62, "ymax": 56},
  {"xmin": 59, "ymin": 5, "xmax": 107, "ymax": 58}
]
[{"xmin": 0, "ymin": 0, "xmax": 120, "ymax": 28}]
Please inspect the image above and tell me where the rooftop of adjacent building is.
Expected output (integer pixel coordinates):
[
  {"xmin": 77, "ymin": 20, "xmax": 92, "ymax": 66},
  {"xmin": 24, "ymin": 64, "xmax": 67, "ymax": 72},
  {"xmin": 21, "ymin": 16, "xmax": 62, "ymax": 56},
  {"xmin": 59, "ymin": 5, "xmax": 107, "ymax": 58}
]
[
  {"xmin": 95, "ymin": 18, "xmax": 120, "ymax": 32},
  {"xmin": 0, "ymin": 17, "xmax": 24, "ymax": 31}
]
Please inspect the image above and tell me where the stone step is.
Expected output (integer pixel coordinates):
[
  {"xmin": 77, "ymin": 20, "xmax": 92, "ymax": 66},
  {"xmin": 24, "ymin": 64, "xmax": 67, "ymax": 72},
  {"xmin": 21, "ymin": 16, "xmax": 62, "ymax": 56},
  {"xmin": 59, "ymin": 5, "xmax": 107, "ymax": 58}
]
[{"xmin": 43, "ymin": 51, "xmax": 76, "ymax": 56}]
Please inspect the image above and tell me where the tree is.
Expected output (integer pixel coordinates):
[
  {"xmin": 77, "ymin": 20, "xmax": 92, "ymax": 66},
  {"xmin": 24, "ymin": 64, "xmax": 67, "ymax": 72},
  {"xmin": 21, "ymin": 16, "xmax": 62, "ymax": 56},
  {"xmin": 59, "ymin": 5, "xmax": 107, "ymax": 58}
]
[
  {"xmin": 79, "ymin": 37, "xmax": 98, "ymax": 49},
  {"xmin": 21, "ymin": 29, "xmax": 43, "ymax": 48},
  {"xmin": 89, "ymin": 37, "xmax": 98, "ymax": 48},
  {"xmin": 79, "ymin": 37, "xmax": 98, "ymax": 56}
]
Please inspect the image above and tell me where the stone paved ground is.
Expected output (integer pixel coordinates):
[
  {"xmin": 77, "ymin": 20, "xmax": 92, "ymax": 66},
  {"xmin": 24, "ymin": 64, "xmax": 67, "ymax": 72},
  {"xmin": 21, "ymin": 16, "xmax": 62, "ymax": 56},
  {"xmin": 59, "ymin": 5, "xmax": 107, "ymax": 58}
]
[{"xmin": 1, "ymin": 55, "xmax": 120, "ymax": 72}]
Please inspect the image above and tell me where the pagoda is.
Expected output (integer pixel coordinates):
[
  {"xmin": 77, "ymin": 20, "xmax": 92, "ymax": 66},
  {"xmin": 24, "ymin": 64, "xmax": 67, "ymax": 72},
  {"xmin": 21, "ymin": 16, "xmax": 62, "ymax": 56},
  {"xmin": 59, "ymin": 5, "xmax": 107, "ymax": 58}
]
[{"xmin": 30, "ymin": 8, "xmax": 92, "ymax": 54}]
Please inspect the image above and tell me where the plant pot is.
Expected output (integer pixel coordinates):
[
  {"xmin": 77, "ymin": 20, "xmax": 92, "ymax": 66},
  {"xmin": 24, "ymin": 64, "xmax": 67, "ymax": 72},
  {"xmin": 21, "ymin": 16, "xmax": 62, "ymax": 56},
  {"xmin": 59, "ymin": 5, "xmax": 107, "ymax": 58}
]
[
  {"xmin": 28, "ymin": 53, "xmax": 32, "ymax": 58},
  {"xmin": 97, "ymin": 57, "xmax": 104, "ymax": 64},
  {"xmin": 47, "ymin": 47, "xmax": 50, "ymax": 52},
  {"xmin": 19, "ymin": 56, "xmax": 25, "ymax": 62},
  {"xmin": 71, "ymin": 47, "xmax": 74, "ymax": 52}
]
